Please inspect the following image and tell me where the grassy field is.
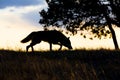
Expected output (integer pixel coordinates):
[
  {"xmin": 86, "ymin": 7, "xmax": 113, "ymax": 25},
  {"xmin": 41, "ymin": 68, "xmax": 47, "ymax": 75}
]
[{"xmin": 0, "ymin": 49, "xmax": 120, "ymax": 80}]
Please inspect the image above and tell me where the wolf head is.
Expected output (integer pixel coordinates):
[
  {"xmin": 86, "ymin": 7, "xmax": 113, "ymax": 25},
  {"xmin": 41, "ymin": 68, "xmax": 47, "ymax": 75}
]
[{"xmin": 63, "ymin": 37, "xmax": 72, "ymax": 49}]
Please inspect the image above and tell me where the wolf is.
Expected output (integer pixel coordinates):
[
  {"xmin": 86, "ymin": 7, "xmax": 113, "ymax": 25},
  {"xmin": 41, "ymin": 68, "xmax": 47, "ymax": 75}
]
[{"xmin": 21, "ymin": 30, "xmax": 72, "ymax": 52}]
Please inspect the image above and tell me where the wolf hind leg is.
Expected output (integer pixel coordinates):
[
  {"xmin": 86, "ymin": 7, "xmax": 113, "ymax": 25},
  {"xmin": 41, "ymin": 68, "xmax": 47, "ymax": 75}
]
[
  {"xmin": 26, "ymin": 45, "xmax": 30, "ymax": 52},
  {"xmin": 26, "ymin": 42, "xmax": 38, "ymax": 52},
  {"xmin": 26, "ymin": 44, "xmax": 34, "ymax": 52}
]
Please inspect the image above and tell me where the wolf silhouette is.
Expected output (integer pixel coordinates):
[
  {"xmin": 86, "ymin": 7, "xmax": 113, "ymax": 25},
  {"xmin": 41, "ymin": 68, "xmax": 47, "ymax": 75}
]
[{"xmin": 21, "ymin": 30, "xmax": 72, "ymax": 52}]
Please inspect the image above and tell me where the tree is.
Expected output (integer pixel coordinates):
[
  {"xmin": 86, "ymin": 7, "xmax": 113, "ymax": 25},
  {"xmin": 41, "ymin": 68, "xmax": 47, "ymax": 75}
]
[{"xmin": 39, "ymin": 0, "xmax": 120, "ymax": 49}]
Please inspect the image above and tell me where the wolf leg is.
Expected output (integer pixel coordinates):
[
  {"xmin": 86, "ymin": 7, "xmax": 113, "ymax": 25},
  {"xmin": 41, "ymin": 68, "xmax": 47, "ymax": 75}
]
[
  {"xmin": 30, "ymin": 43, "xmax": 36, "ymax": 52},
  {"xmin": 26, "ymin": 45, "xmax": 30, "ymax": 52},
  {"xmin": 50, "ymin": 43, "xmax": 52, "ymax": 51},
  {"xmin": 58, "ymin": 44, "xmax": 62, "ymax": 50},
  {"xmin": 31, "ymin": 46, "xmax": 34, "ymax": 52},
  {"xmin": 27, "ymin": 42, "xmax": 37, "ymax": 52},
  {"xmin": 26, "ymin": 45, "xmax": 33, "ymax": 52}
]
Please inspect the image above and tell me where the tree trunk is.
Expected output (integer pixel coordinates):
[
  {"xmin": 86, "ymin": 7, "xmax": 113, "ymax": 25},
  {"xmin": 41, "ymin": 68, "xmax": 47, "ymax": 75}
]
[
  {"xmin": 106, "ymin": 17, "xmax": 119, "ymax": 50},
  {"xmin": 99, "ymin": 2, "xmax": 119, "ymax": 50},
  {"xmin": 108, "ymin": 23, "xmax": 119, "ymax": 50}
]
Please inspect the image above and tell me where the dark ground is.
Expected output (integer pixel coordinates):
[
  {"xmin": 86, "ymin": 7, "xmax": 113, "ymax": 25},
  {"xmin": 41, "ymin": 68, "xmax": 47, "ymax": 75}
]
[{"xmin": 0, "ymin": 49, "xmax": 120, "ymax": 80}]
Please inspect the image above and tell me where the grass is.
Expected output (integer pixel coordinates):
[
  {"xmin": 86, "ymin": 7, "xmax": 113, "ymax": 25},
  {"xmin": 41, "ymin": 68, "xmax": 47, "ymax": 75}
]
[{"xmin": 0, "ymin": 49, "xmax": 120, "ymax": 80}]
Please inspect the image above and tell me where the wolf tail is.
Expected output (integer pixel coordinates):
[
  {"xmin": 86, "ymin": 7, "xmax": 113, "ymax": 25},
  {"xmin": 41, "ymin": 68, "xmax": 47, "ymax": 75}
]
[{"xmin": 21, "ymin": 32, "xmax": 34, "ymax": 43}]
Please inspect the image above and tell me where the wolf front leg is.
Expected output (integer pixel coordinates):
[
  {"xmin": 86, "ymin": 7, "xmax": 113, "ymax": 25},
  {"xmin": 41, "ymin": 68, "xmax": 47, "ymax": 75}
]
[
  {"xmin": 58, "ymin": 44, "xmax": 62, "ymax": 51},
  {"xmin": 50, "ymin": 43, "xmax": 52, "ymax": 51}
]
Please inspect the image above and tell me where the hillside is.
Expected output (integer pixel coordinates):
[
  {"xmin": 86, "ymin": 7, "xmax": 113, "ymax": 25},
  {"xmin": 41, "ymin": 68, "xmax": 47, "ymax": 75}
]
[{"xmin": 0, "ymin": 50, "xmax": 120, "ymax": 80}]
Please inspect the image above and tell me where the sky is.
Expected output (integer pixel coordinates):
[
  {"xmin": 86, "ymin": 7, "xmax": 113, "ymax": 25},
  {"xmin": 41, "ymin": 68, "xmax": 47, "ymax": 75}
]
[{"xmin": 0, "ymin": 0, "xmax": 119, "ymax": 51}]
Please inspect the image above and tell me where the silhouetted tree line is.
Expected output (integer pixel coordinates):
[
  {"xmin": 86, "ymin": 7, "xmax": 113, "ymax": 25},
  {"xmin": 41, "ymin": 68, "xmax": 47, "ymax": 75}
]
[{"xmin": 39, "ymin": 0, "xmax": 120, "ymax": 49}]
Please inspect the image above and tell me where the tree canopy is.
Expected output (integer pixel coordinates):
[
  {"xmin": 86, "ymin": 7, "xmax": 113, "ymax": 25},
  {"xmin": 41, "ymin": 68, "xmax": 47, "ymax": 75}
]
[{"xmin": 39, "ymin": 0, "xmax": 120, "ymax": 49}]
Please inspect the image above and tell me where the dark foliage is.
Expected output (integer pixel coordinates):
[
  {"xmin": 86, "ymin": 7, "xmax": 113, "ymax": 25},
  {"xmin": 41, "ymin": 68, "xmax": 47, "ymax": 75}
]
[
  {"xmin": 39, "ymin": 0, "xmax": 120, "ymax": 49},
  {"xmin": 39, "ymin": 0, "xmax": 119, "ymax": 36}
]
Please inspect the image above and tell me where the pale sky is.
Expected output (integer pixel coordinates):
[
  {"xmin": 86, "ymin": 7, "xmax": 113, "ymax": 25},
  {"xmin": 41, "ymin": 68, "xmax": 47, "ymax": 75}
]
[{"xmin": 0, "ymin": 0, "xmax": 120, "ymax": 51}]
